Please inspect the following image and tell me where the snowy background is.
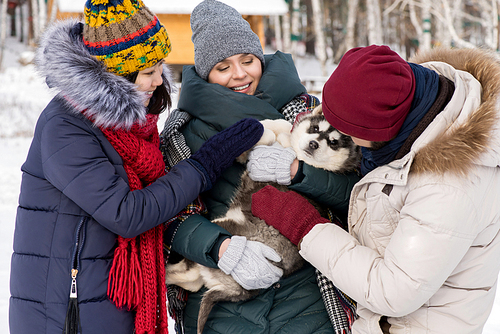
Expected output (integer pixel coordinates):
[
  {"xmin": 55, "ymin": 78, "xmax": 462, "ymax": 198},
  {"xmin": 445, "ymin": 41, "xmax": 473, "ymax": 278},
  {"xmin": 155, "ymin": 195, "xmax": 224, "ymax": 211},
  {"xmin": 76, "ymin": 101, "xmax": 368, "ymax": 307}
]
[{"xmin": 1, "ymin": 35, "xmax": 499, "ymax": 333}]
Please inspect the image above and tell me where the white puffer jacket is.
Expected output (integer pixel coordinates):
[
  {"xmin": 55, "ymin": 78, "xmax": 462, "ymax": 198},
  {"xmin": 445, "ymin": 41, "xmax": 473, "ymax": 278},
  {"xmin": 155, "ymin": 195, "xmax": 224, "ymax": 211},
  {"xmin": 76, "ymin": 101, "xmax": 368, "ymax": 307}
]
[{"xmin": 299, "ymin": 48, "xmax": 500, "ymax": 334}]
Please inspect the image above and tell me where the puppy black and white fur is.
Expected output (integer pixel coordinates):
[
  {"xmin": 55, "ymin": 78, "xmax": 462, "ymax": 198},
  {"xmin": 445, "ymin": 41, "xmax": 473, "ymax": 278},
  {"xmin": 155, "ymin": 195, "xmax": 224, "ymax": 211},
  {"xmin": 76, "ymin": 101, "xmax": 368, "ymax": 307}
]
[{"xmin": 165, "ymin": 105, "xmax": 361, "ymax": 334}]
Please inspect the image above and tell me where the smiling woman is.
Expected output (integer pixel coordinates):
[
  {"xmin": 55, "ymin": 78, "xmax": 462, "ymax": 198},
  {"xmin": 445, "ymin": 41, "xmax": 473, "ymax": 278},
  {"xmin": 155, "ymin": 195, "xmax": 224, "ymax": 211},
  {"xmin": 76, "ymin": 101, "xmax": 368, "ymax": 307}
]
[
  {"xmin": 158, "ymin": 1, "xmax": 362, "ymax": 333},
  {"xmin": 135, "ymin": 60, "xmax": 166, "ymax": 107},
  {"xmin": 207, "ymin": 54, "xmax": 262, "ymax": 95},
  {"xmin": 125, "ymin": 59, "xmax": 172, "ymax": 115}
]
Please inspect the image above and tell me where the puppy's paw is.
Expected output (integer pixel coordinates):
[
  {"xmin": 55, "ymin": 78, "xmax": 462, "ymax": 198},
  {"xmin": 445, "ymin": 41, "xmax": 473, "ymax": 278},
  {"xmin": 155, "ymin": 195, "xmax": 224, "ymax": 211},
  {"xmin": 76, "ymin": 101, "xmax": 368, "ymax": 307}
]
[
  {"xmin": 261, "ymin": 119, "xmax": 292, "ymax": 137},
  {"xmin": 257, "ymin": 128, "xmax": 277, "ymax": 146},
  {"xmin": 276, "ymin": 133, "xmax": 292, "ymax": 148}
]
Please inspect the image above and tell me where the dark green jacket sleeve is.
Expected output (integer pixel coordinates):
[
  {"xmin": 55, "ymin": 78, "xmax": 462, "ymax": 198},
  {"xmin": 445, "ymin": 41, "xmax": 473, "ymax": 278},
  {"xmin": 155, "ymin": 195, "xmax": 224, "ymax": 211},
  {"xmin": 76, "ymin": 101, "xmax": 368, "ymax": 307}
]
[
  {"xmin": 171, "ymin": 214, "xmax": 231, "ymax": 268},
  {"xmin": 289, "ymin": 161, "xmax": 360, "ymax": 218}
]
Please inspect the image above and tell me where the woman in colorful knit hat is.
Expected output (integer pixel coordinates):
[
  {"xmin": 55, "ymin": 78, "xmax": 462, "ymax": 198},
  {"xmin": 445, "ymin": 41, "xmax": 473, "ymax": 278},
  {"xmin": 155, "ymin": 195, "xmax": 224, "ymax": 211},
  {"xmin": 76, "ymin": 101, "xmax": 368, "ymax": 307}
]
[
  {"xmin": 252, "ymin": 44, "xmax": 500, "ymax": 333},
  {"xmin": 8, "ymin": 0, "xmax": 273, "ymax": 333},
  {"xmin": 160, "ymin": 0, "xmax": 360, "ymax": 333}
]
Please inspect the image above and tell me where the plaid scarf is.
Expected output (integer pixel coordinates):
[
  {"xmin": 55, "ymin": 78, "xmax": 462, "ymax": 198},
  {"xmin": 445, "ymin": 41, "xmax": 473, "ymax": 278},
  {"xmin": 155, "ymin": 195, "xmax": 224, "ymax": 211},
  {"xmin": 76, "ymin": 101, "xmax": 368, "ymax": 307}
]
[
  {"xmin": 160, "ymin": 110, "xmax": 207, "ymax": 333},
  {"xmin": 160, "ymin": 95, "xmax": 357, "ymax": 333},
  {"xmin": 101, "ymin": 114, "xmax": 168, "ymax": 334},
  {"xmin": 283, "ymin": 96, "xmax": 357, "ymax": 333}
]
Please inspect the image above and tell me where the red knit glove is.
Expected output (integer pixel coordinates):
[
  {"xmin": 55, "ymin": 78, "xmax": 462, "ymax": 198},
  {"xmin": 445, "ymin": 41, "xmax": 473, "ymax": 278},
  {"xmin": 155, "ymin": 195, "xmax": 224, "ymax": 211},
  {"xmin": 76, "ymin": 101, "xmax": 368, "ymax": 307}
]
[{"xmin": 251, "ymin": 185, "xmax": 329, "ymax": 246}]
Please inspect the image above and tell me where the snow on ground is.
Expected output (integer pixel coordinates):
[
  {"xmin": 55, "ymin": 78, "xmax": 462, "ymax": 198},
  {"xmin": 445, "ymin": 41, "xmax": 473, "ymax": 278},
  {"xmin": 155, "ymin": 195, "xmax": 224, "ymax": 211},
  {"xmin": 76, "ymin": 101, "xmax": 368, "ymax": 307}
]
[{"xmin": 1, "ymin": 35, "xmax": 499, "ymax": 333}]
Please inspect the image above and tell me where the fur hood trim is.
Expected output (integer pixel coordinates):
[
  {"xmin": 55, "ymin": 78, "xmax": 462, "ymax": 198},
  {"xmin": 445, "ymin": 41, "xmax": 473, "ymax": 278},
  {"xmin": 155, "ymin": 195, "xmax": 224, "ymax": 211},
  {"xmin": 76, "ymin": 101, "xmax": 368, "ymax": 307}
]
[
  {"xmin": 408, "ymin": 47, "xmax": 500, "ymax": 176},
  {"xmin": 35, "ymin": 20, "xmax": 175, "ymax": 129}
]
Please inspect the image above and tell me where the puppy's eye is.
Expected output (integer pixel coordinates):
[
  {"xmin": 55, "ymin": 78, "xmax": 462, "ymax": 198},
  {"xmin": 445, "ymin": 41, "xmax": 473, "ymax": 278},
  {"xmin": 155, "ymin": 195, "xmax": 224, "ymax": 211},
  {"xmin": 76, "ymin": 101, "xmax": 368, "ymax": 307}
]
[
  {"xmin": 312, "ymin": 125, "xmax": 320, "ymax": 133},
  {"xmin": 329, "ymin": 139, "xmax": 338, "ymax": 147}
]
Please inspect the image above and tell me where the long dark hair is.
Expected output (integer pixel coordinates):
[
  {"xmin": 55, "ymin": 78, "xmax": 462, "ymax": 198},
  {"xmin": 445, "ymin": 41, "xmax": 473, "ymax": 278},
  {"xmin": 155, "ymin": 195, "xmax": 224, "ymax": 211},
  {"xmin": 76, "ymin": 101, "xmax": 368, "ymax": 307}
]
[{"xmin": 125, "ymin": 70, "xmax": 172, "ymax": 115}]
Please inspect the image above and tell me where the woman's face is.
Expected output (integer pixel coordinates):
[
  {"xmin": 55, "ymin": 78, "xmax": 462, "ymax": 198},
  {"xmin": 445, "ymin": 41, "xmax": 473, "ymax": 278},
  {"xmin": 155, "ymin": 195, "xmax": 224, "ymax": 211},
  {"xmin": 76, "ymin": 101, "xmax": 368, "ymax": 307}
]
[
  {"xmin": 207, "ymin": 54, "xmax": 262, "ymax": 95},
  {"xmin": 135, "ymin": 60, "xmax": 164, "ymax": 107},
  {"xmin": 338, "ymin": 130, "xmax": 373, "ymax": 148},
  {"xmin": 350, "ymin": 136, "xmax": 372, "ymax": 148}
]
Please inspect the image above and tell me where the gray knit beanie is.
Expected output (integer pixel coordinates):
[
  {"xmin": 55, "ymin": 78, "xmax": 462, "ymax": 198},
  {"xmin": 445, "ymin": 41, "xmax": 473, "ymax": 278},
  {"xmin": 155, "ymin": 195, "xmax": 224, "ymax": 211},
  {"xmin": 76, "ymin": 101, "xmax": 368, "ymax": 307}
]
[{"xmin": 191, "ymin": 0, "xmax": 265, "ymax": 80}]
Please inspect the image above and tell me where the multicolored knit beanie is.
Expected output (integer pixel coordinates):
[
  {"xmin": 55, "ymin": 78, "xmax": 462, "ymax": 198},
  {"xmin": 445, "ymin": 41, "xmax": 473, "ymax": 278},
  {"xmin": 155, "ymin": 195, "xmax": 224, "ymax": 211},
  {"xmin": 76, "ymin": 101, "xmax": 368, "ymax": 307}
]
[{"xmin": 83, "ymin": 0, "xmax": 171, "ymax": 76}]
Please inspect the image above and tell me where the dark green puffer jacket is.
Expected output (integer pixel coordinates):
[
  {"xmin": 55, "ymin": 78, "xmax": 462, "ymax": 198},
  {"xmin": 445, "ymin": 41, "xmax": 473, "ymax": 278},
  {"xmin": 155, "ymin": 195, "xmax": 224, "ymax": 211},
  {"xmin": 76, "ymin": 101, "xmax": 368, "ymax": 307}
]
[{"xmin": 169, "ymin": 51, "xmax": 360, "ymax": 334}]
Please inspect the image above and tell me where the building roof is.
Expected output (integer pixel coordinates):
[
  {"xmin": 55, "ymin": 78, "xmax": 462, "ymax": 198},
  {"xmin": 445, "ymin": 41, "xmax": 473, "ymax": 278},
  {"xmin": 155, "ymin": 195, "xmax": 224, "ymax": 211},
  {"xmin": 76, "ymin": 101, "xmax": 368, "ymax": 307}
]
[{"xmin": 57, "ymin": 0, "xmax": 289, "ymax": 16}]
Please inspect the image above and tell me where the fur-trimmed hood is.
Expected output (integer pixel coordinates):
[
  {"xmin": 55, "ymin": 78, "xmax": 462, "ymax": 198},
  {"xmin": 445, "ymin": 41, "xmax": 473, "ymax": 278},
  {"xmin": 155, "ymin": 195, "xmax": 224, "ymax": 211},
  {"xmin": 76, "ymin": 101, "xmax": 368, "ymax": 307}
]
[
  {"xmin": 35, "ymin": 19, "xmax": 174, "ymax": 129},
  {"xmin": 408, "ymin": 47, "xmax": 500, "ymax": 175}
]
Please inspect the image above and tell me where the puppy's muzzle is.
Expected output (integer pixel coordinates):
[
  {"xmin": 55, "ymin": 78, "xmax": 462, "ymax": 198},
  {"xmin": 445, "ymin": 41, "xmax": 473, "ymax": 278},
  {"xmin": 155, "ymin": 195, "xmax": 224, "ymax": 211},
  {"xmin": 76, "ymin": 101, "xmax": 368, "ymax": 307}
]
[
  {"xmin": 304, "ymin": 141, "xmax": 319, "ymax": 156},
  {"xmin": 309, "ymin": 140, "xmax": 319, "ymax": 150}
]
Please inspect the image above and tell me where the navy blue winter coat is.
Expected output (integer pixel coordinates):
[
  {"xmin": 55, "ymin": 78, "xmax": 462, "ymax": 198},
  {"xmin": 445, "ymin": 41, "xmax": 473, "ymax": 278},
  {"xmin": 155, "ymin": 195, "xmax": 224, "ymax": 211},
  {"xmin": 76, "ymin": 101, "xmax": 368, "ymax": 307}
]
[{"xmin": 9, "ymin": 20, "xmax": 211, "ymax": 334}]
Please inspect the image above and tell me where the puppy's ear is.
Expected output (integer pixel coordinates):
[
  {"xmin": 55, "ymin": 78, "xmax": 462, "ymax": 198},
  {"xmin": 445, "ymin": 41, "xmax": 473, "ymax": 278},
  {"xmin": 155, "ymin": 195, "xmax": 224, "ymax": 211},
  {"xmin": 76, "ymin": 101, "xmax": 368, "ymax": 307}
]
[{"xmin": 312, "ymin": 104, "xmax": 323, "ymax": 116}]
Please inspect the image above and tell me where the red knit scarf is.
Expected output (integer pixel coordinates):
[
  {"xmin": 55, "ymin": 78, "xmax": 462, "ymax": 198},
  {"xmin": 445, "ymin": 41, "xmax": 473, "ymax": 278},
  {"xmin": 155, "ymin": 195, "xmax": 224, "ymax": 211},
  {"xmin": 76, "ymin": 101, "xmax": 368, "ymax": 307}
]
[{"xmin": 101, "ymin": 114, "xmax": 168, "ymax": 334}]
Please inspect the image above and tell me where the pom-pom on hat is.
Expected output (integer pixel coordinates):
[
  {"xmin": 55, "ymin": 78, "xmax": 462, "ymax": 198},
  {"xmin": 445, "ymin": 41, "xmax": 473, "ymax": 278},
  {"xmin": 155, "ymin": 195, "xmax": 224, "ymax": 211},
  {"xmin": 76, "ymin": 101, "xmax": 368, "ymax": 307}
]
[
  {"xmin": 322, "ymin": 45, "xmax": 416, "ymax": 142},
  {"xmin": 83, "ymin": 0, "xmax": 171, "ymax": 76},
  {"xmin": 190, "ymin": 0, "xmax": 265, "ymax": 80}
]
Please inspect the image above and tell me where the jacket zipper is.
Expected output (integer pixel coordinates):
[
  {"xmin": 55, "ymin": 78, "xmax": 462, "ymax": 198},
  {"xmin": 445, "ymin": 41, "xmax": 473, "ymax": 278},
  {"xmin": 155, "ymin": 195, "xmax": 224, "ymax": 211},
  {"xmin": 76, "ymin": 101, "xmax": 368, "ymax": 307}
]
[
  {"xmin": 71, "ymin": 216, "xmax": 88, "ymax": 298},
  {"xmin": 63, "ymin": 216, "xmax": 88, "ymax": 334}
]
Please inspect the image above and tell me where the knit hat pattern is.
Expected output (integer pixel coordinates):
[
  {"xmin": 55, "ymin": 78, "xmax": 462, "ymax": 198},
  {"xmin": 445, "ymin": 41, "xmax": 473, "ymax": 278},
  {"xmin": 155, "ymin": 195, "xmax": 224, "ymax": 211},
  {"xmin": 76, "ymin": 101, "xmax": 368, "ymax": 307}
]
[
  {"xmin": 83, "ymin": 0, "xmax": 171, "ymax": 76},
  {"xmin": 322, "ymin": 45, "xmax": 416, "ymax": 142},
  {"xmin": 190, "ymin": 0, "xmax": 265, "ymax": 80}
]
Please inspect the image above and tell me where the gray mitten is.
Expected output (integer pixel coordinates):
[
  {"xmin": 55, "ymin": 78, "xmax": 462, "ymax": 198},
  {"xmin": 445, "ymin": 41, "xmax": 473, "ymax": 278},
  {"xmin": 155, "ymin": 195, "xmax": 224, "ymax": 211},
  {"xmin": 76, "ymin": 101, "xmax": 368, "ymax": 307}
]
[
  {"xmin": 218, "ymin": 236, "xmax": 283, "ymax": 290},
  {"xmin": 247, "ymin": 143, "xmax": 297, "ymax": 185}
]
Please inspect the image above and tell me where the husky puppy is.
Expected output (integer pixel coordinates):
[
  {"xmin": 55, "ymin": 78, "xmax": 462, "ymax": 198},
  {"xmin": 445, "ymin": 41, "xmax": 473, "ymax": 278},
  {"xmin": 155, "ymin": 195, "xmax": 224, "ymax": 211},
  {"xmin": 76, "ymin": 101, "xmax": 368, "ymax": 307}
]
[
  {"xmin": 166, "ymin": 105, "xmax": 361, "ymax": 334},
  {"xmin": 273, "ymin": 104, "xmax": 361, "ymax": 172}
]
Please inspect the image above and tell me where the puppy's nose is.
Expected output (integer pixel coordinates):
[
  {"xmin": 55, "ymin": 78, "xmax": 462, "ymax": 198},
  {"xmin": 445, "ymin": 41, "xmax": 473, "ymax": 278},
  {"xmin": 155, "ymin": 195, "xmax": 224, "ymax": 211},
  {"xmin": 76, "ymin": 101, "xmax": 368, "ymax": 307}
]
[{"xmin": 309, "ymin": 141, "xmax": 319, "ymax": 150}]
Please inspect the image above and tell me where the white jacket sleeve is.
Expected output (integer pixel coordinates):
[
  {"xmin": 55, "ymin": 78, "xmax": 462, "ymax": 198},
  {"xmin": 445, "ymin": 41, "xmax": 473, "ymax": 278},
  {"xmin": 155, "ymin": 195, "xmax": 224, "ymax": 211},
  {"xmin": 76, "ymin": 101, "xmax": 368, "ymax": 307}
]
[{"xmin": 299, "ymin": 182, "xmax": 478, "ymax": 317}]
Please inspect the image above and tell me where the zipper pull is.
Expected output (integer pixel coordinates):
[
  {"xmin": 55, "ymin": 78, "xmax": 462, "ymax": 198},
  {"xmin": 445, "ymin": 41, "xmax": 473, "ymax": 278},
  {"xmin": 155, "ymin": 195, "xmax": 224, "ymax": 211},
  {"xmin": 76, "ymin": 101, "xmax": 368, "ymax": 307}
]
[
  {"xmin": 70, "ymin": 269, "xmax": 78, "ymax": 299},
  {"xmin": 64, "ymin": 268, "xmax": 80, "ymax": 334}
]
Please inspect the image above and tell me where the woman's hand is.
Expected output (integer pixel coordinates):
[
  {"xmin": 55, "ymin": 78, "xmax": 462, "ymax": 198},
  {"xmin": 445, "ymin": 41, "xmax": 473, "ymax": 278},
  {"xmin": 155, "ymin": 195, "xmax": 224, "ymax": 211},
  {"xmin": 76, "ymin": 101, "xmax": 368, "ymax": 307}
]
[
  {"xmin": 290, "ymin": 158, "xmax": 299, "ymax": 179},
  {"xmin": 190, "ymin": 118, "xmax": 264, "ymax": 188},
  {"xmin": 247, "ymin": 143, "xmax": 297, "ymax": 185},
  {"xmin": 218, "ymin": 238, "xmax": 231, "ymax": 260},
  {"xmin": 218, "ymin": 236, "xmax": 283, "ymax": 290},
  {"xmin": 251, "ymin": 185, "xmax": 329, "ymax": 246}
]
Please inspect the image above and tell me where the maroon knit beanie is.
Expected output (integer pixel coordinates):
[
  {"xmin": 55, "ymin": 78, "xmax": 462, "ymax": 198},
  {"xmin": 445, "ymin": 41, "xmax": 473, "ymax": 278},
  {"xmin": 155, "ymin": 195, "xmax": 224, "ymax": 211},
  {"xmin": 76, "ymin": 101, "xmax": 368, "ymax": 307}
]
[{"xmin": 322, "ymin": 45, "xmax": 416, "ymax": 142}]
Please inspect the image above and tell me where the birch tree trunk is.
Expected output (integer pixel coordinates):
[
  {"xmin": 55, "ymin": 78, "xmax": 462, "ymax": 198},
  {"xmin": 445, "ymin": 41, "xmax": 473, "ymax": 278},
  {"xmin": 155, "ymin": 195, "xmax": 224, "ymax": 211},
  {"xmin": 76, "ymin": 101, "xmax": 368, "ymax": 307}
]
[
  {"xmin": 274, "ymin": 15, "xmax": 283, "ymax": 51},
  {"xmin": 345, "ymin": 0, "xmax": 359, "ymax": 51},
  {"xmin": 290, "ymin": 0, "xmax": 301, "ymax": 59},
  {"xmin": 31, "ymin": 0, "xmax": 39, "ymax": 42},
  {"xmin": 451, "ymin": 0, "xmax": 465, "ymax": 44},
  {"xmin": 492, "ymin": 0, "xmax": 498, "ymax": 50},
  {"xmin": 408, "ymin": 1, "xmax": 423, "ymax": 44},
  {"xmin": 311, "ymin": 0, "xmax": 327, "ymax": 76},
  {"xmin": 50, "ymin": 0, "xmax": 58, "ymax": 24},
  {"xmin": 0, "ymin": 0, "xmax": 9, "ymax": 70},
  {"xmin": 20, "ymin": 2, "xmax": 25, "ymax": 43},
  {"xmin": 38, "ymin": 0, "xmax": 47, "ymax": 33},
  {"xmin": 366, "ymin": 0, "xmax": 383, "ymax": 45},
  {"xmin": 282, "ymin": 10, "xmax": 291, "ymax": 52},
  {"xmin": 496, "ymin": 0, "xmax": 500, "ymax": 50},
  {"xmin": 421, "ymin": 0, "xmax": 432, "ymax": 51}
]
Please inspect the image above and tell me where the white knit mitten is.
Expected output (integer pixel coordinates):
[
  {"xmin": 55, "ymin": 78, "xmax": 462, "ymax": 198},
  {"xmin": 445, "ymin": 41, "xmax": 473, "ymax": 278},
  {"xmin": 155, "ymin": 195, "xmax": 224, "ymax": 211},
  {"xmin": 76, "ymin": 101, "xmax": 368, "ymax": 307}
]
[
  {"xmin": 218, "ymin": 236, "xmax": 283, "ymax": 290},
  {"xmin": 247, "ymin": 143, "xmax": 297, "ymax": 185}
]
